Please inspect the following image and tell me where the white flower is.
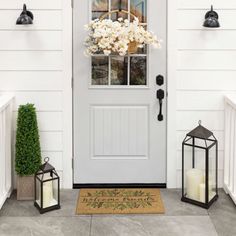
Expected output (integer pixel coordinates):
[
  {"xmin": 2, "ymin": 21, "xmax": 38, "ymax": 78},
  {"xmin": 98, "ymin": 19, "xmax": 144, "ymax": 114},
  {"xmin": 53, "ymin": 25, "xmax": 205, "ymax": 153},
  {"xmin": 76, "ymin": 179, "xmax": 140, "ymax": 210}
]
[
  {"xmin": 84, "ymin": 17, "xmax": 161, "ymax": 56},
  {"xmin": 103, "ymin": 49, "xmax": 111, "ymax": 56}
]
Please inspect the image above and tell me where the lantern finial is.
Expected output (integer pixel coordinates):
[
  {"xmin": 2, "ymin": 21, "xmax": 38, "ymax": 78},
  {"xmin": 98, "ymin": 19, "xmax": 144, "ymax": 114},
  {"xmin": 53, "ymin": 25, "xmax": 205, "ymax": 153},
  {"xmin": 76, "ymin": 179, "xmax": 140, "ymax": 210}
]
[
  {"xmin": 39, "ymin": 157, "xmax": 55, "ymax": 172},
  {"xmin": 198, "ymin": 120, "xmax": 202, "ymax": 126}
]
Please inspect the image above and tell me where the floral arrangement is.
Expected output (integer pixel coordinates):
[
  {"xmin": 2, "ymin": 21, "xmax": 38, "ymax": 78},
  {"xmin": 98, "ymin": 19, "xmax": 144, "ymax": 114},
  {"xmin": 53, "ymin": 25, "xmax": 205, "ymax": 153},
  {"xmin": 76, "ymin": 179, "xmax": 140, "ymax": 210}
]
[{"xmin": 84, "ymin": 17, "xmax": 161, "ymax": 56}]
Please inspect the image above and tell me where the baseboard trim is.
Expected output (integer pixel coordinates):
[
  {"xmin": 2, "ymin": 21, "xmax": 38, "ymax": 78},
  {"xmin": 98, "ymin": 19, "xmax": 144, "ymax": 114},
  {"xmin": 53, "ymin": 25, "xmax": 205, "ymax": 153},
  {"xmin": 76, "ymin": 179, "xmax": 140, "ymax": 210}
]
[{"xmin": 73, "ymin": 183, "xmax": 166, "ymax": 189}]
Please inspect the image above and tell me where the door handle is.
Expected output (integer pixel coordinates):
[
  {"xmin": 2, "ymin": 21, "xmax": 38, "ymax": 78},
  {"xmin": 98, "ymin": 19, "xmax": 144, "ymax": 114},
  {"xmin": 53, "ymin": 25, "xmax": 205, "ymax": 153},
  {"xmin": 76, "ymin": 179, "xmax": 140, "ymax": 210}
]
[{"xmin": 156, "ymin": 89, "xmax": 164, "ymax": 121}]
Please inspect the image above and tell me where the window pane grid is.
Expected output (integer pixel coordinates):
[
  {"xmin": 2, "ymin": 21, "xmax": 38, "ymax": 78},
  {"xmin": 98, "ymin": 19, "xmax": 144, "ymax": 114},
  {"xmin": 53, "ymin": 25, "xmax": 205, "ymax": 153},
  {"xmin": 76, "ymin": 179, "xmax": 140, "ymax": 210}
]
[
  {"xmin": 127, "ymin": 56, "xmax": 130, "ymax": 86},
  {"xmin": 108, "ymin": 56, "xmax": 111, "ymax": 85},
  {"xmin": 91, "ymin": 0, "xmax": 147, "ymax": 87},
  {"xmin": 108, "ymin": 0, "xmax": 111, "ymax": 18}
]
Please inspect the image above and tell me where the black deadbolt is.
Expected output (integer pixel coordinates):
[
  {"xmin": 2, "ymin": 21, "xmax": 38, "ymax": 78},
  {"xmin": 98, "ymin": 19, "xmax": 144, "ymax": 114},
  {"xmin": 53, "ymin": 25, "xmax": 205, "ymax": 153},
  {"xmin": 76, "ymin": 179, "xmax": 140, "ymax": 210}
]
[{"xmin": 156, "ymin": 75, "xmax": 164, "ymax": 86}]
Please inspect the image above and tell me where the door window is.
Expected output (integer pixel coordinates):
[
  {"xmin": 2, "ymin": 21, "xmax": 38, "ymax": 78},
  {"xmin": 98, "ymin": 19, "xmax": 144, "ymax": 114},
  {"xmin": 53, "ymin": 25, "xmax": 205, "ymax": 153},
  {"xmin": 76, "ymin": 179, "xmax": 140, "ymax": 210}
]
[{"xmin": 91, "ymin": 0, "xmax": 147, "ymax": 86}]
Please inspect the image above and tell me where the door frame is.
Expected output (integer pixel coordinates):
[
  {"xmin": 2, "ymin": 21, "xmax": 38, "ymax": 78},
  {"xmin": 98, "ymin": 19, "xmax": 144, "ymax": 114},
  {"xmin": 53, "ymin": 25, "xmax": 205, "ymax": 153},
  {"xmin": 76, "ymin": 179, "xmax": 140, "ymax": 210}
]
[
  {"xmin": 63, "ymin": 0, "xmax": 177, "ymax": 189},
  {"xmin": 166, "ymin": 0, "xmax": 178, "ymax": 188}
]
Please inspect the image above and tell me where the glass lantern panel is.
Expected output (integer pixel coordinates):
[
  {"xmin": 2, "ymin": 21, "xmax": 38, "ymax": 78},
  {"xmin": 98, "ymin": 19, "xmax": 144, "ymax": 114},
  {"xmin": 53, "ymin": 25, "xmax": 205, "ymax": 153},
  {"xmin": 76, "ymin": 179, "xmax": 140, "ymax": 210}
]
[
  {"xmin": 42, "ymin": 173, "xmax": 58, "ymax": 209},
  {"xmin": 208, "ymin": 144, "xmax": 217, "ymax": 201},
  {"xmin": 35, "ymin": 176, "xmax": 41, "ymax": 208},
  {"xmin": 52, "ymin": 172, "xmax": 59, "ymax": 206},
  {"xmin": 195, "ymin": 138, "xmax": 208, "ymax": 148},
  {"xmin": 183, "ymin": 136, "xmax": 193, "ymax": 145},
  {"xmin": 195, "ymin": 148, "xmax": 206, "ymax": 170},
  {"xmin": 183, "ymin": 144, "xmax": 205, "ymax": 202}
]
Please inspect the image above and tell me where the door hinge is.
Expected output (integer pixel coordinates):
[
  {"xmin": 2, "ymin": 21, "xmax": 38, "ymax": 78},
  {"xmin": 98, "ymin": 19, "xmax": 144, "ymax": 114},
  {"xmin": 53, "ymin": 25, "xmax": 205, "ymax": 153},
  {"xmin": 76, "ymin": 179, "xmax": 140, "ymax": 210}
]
[
  {"xmin": 71, "ymin": 0, "xmax": 74, "ymax": 8},
  {"xmin": 72, "ymin": 158, "xmax": 74, "ymax": 169}
]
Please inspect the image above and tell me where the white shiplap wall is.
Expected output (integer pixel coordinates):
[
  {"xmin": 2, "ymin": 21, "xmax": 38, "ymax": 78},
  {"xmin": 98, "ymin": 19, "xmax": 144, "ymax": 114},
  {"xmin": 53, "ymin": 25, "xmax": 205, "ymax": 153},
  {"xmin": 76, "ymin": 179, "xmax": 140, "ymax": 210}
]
[
  {"xmin": 1, "ymin": 0, "xmax": 234, "ymax": 189},
  {"xmin": 0, "ymin": 0, "xmax": 72, "ymax": 188},
  {"xmin": 174, "ymin": 0, "xmax": 236, "ymax": 187}
]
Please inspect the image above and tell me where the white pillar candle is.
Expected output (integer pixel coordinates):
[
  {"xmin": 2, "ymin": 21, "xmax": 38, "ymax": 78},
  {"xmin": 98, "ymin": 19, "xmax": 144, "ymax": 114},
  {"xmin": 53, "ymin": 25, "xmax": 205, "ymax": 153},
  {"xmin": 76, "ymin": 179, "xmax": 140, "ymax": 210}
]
[
  {"xmin": 43, "ymin": 181, "xmax": 53, "ymax": 208},
  {"xmin": 186, "ymin": 169, "xmax": 204, "ymax": 201},
  {"xmin": 40, "ymin": 173, "xmax": 53, "ymax": 208},
  {"xmin": 199, "ymin": 180, "xmax": 214, "ymax": 202}
]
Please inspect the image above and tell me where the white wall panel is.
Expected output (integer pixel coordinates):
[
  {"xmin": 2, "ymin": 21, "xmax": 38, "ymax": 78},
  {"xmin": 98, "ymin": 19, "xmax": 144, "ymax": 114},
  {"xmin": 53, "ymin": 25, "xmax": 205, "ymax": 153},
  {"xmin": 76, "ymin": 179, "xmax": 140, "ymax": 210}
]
[
  {"xmin": 178, "ymin": 0, "xmax": 236, "ymax": 9},
  {"xmin": 0, "ymin": 51, "xmax": 62, "ymax": 71},
  {"xmin": 12, "ymin": 131, "xmax": 63, "ymax": 152},
  {"xmin": 178, "ymin": 30, "xmax": 236, "ymax": 50},
  {"xmin": 0, "ymin": 0, "xmax": 62, "ymax": 10},
  {"xmin": 13, "ymin": 111, "xmax": 63, "ymax": 131},
  {"xmin": 37, "ymin": 112, "xmax": 63, "ymax": 132},
  {"xmin": 175, "ymin": 0, "xmax": 236, "ymax": 189},
  {"xmin": 0, "ymin": 10, "xmax": 62, "ymax": 30},
  {"xmin": 0, "ymin": 0, "xmax": 71, "ymax": 188},
  {"xmin": 177, "ymin": 71, "xmax": 236, "ymax": 91},
  {"xmin": 177, "ymin": 91, "xmax": 225, "ymax": 111},
  {"xmin": 40, "ymin": 132, "xmax": 63, "ymax": 152},
  {"xmin": 178, "ymin": 51, "xmax": 236, "ymax": 70},
  {"xmin": 13, "ymin": 92, "xmax": 63, "ymax": 111},
  {"xmin": 178, "ymin": 10, "xmax": 236, "ymax": 30},
  {"xmin": 176, "ymin": 111, "xmax": 224, "ymax": 131},
  {"xmin": 0, "ymin": 31, "xmax": 62, "ymax": 50},
  {"xmin": 0, "ymin": 71, "xmax": 63, "ymax": 91}
]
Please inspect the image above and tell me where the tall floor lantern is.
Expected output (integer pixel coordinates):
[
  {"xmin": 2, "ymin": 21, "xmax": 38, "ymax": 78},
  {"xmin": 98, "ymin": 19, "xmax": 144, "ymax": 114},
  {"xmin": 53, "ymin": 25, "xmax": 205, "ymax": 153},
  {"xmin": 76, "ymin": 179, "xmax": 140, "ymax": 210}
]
[{"xmin": 182, "ymin": 121, "xmax": 218, "ymax": 209}]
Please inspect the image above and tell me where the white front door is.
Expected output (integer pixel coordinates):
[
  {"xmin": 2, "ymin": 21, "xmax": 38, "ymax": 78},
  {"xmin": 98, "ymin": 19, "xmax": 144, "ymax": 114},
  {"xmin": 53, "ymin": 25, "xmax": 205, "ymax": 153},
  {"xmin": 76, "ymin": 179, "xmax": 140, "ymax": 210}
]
[{"xmin": 73, "ymin": 0, "xmax": 167, "ymax": 184}]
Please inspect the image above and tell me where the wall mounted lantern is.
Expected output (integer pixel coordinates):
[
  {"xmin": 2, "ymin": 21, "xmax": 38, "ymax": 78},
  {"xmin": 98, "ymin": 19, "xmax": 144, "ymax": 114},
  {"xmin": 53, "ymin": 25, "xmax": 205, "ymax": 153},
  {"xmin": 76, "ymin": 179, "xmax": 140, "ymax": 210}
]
[
  {"xmin": 181, "ymin": 121, "xmax": 218, "ymax": 209},
  {"xmin": 16, "ymin": 4, "xmax": 34, "ymax": 25},
  {"xmin": 203, "ymin": 5, "xmax": 220, "ymax": 28}
]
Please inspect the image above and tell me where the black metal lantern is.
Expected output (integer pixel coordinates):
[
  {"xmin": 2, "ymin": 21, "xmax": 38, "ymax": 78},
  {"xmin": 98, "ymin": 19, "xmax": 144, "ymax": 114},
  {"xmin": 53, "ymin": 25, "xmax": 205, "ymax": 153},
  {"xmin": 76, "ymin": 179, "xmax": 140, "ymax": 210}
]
[
  {"xmin": 16, "ymin": 4, "xmax": 34, "ymax": 25},
  {"xmin": 203, "ymin": 5, "xmax": 220, "ymax": 28},
  {"xmin": 181, "ymin": 121, "xmax": 218, "ymax": 209},
  {"xmin": 34, "ymin": 157, "xmax": 60, "ymax": 214}
]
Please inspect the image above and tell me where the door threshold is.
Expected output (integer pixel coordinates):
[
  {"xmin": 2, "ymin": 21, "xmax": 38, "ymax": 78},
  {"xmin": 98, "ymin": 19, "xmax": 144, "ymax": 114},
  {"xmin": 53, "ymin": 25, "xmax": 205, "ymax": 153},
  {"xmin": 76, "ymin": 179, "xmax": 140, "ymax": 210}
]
[{"xmin": 73, "ymin": 183, "xmax": 166, "ymax": 189}]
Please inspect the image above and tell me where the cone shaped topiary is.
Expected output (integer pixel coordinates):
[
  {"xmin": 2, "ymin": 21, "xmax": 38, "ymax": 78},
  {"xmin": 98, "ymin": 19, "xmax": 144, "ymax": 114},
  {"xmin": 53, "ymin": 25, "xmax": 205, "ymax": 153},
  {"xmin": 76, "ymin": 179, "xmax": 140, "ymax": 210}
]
[{"xmin": 15, "ymin": 104, "xmax": 41, "ymax": 176}]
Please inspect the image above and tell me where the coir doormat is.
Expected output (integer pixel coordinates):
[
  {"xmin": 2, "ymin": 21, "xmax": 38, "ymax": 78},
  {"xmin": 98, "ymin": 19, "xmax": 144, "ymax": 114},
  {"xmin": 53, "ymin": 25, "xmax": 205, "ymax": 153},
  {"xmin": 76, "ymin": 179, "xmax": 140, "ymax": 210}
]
[{"xmin": 76, "ymin": 188, "xmax": 165, "ymax": 215}]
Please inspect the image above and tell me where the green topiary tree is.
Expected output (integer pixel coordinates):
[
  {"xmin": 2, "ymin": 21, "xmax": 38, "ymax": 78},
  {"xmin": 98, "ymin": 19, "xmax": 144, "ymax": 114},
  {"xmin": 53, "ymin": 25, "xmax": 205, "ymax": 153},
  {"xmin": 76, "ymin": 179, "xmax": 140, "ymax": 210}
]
[{"xmin": 15, "ymin": 104, "xmax": 41, "ymax": 176}]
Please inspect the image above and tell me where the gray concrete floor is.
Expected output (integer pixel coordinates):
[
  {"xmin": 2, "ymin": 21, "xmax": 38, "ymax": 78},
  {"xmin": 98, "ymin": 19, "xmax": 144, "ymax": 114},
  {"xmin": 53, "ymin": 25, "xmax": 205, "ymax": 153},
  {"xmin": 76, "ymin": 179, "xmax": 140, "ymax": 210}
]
[{"xmin": 0, "ymin": 189, "xmax": 235, "ymax": 236}]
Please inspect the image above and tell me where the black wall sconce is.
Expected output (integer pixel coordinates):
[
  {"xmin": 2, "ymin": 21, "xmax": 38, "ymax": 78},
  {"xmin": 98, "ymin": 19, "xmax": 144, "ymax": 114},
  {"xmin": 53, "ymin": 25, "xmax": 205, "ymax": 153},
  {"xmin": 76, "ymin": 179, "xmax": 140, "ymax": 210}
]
[
  {"xmin": 16, "ymin": 4, "xmax": 34, "ymax": 25},
  {"xmin": 203, "ymin": 5, "xmax": 220, "ymax": 28}
]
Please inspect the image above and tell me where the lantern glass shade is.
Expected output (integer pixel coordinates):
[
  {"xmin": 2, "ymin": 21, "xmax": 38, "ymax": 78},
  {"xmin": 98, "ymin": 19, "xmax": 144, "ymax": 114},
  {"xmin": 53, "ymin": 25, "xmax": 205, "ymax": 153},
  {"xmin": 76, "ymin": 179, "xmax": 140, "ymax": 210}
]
[
  {"xmin": 34, "ymin": 158, "xmax": 60, "ymax": 214},
  {"xmin": 209, "ymin": 145, "xmax": 217, "ymax": 200},
  {"xmin": 181, "ymin": 122, "xmax": 218, "ymax": 209}
]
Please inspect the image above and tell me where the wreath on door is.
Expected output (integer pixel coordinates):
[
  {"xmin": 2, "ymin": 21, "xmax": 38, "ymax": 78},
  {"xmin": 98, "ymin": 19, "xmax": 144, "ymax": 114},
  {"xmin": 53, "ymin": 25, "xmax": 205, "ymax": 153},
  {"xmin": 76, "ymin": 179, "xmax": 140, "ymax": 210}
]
[{"xmin": 84, "ymin": 10, "xmax": 161, "ymax": 56}]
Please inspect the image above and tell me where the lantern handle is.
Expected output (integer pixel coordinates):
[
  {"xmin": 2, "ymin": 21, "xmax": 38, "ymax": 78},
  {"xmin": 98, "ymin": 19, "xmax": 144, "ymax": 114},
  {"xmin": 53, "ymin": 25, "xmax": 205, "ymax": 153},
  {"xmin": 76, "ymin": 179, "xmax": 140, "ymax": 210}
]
[
  {"xmin": 198, "ymin": 120, "xmax": 202, "ymax": 126},
  {"xmin": 44, "ymin": 157, "xmax": 50, "ymax": 163}
]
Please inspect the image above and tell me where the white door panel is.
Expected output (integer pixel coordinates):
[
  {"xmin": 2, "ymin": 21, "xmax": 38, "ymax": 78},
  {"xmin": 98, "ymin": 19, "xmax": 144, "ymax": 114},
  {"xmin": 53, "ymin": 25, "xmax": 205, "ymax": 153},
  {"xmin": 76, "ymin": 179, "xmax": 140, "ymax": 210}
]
[{"xmin": 73, "ymin": 0, "xmax": 166, "ymax": 184}]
